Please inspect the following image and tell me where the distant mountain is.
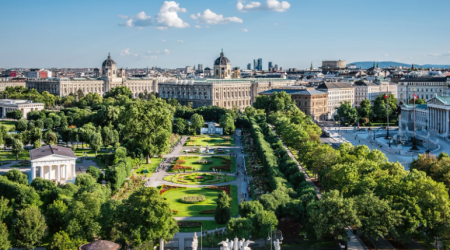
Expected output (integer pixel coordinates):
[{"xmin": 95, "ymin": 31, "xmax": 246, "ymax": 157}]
[{"xmin": 349, "ymin": 61, "xmax": 450, "ymax": 69}]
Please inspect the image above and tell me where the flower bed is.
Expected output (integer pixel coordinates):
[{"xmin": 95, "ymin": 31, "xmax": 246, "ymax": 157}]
[
  {"xmin": 177, "ymin": 159, "xmax": 186, "ymax": 164},
  {"xmin": 181, "ymin": 195, "xmax": 206, "ymax": 203},
  {"xmin": 206, "ymin": 185, "xmax": 231, "ymax": 195},
  {"xmin": 160, "ymin": 185, "xmax": 186, "ymax": 195},
  {"xmin": 178, "ymin": 221, "xmax": 202, "ymax": 228},
  {"xmin": 195, "ymin": 176, "xmax": 204, "ymax": 179},
  {"xmin": 172, "ymin": 163, "xmax": 193, "ymax": 171},
  {"xmin": 200, "ymin": 209, "xmax": 215, "ymax": 214},
  {"xmin": 172, "ymin": 209, "xmax": 179, "ymax": 214}
]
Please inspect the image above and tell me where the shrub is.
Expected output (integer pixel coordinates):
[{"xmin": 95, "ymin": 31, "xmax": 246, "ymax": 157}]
[
  {"xmin": 178, "ymin": 221, "xmax": 202, "ymax": 228},
  {"xmin": 195, "ymin": 159, "xmax": 212, "ymax": 164},
  {"xmin": 200, "ymin": 209, "xmax": 215, "ymax": 214},
  {"xmin": 181, "ymin": 195, "xmax": 206, "ymax": 203}
]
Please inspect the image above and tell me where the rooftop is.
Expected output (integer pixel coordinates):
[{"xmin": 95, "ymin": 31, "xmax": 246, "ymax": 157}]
[
  {"xmin": 30, "ymin": 145, "xmax": 77, "ymax": 160},
  {"xmin": 317, "ymin": 82, "xmax": 353, "ymax": 89},
  {"xmin": 399, "ymin": 77, "xmax": 447, "ymax": 82},
  {"xmin": 260, "ymin": 88, "xmax": 327, "ymax": 95}
]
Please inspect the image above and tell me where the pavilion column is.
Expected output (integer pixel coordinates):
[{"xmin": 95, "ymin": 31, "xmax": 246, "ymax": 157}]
[
  {"xmin": 56, "ymin": 165, "xmax": 60, "ymax": 182},
  {"xmin": 31, "ymin": 164, "xmax": 36, "ymax": 180},
  {"xmin": 64, "ymin": 165, "xmax": 68, "ymax": 180},
  {"xmin": 72, "ymin": 163, "xmax": 76, "ymax": 181},
  {"xmin": 39, "ymin": 166, "xmax": 43, "ymax": 178}
]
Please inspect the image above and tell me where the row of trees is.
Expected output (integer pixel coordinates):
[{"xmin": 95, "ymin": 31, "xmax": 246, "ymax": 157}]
[{"xmin": 269, "ymin": 97, "xmax": 450, "ymax": 248}]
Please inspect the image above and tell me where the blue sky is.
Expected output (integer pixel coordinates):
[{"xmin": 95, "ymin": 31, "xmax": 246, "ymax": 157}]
[{"xmin": 1, "ymin": 0, "xmax": 450, "ymax": 69}]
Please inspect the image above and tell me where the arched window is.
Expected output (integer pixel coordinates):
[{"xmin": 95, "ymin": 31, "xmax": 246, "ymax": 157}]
[{"xmin": 216, "ymin": 69, "xmax": 219, "ymax": 75}]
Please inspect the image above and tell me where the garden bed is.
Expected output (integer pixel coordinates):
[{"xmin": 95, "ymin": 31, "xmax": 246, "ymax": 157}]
[
  {"xmin": 185, "ymin": 135, "xmax": 235, "ymax": 147},
  {"xmin": 169, "ymin": 156, "xmax": 236, "ymax": 172},
  {"xmin": 163, "ymin": 173, "xmax": 236, "ymax": 185}
]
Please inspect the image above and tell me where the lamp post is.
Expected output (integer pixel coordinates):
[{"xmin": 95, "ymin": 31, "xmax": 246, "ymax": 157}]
[
  {"xmin": 267, "ymin": 226, "xmax": 283, "ymax": 250},
  {"xmin": 385, "ymin": 91, "xmax": 390, "ymax": 139}
]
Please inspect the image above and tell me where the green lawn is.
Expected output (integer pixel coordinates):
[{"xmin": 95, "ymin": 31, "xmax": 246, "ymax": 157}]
[
  {"xmin": 134, "ymin": 158, "xmax": 163, "ymax": 177},
  {"xmin": 185, "ymin": 135, "xmax": 235, "ymax": 147},
  {"xmin": 177, "ymin": 220, "xmax": 226, "ymax": 233},
  {"xmin": 170, "ymin": 156, "xmax": 236, "ymax": 173},
  {"xmin": 0, "ymin": 150, "xmax": 30, "ymax": 161},
  {"xmin": 73, "ymin": 148, "xmax": 109, "ymax": 158},
  {"xmin": 161, "ymin": 185, "xmax": 239, "ymax": 217},
  {"xmin": 163, "ymin": 173, "xmax": 236, "ymax": 185},
  {"xmin": 0, "ymin": 120, "xmax": 17, "ymax": 131}
]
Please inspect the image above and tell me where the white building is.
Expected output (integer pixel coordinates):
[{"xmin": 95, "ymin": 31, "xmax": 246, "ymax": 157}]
[
  {"xmin": 354, "ymin": 80, "xmax": 397, "ymax": 107},
  {"xmin": 317, "ymin": 82, "xmax": 355, "ymax": 120},
  {"xmin": 30, "ymin": 145, "xmax": 78, "ymax": 184},
  {"xmin": 398, "ymin": 77, "xmax": 448, "ymax": 103},
  {"xmin": 0, "ymin": 99, "xmax": 44, "ymax": 118}
]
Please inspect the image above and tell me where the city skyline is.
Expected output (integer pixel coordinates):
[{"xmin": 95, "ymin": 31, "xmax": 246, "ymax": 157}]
[{"xmin": 1, "ymin": 0, "xmax": 450, "ymax": 69}]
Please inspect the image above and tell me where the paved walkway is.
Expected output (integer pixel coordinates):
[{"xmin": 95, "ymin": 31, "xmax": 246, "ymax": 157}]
[{"xmin": 150, "ymin": 131, "xmax": 250, "ymax": 250}]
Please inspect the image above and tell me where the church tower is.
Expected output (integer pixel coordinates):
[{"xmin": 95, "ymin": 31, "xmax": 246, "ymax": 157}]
[{"xmin": 213, "ymin": 49, "xmax": 232, "ymax": 79}]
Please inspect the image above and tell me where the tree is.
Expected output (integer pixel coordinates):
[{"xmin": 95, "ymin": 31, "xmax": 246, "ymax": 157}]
[
  {"xmin": 215, "ymin": 191, "xmax": 231, "ymax": 224},
  {"xmin": 190, "ymin": 113, "xmax": 204, "ymax": 134},
  {"xmin": 0, "ymin": 222, "xmax": 11, "ymax": 250},
  {"xmin": 120, "ymin": 99, "xmax": 173, "ymax": 163},
  {"xmin": 105, "ymin": 86, "xmax": 133, "ymax": 99},
  {"xmin": 173, "ymin": 117, "xmax": 187, "ymax": 134},
  {"xmin": 6, "ymin": 109, "xmax": 22, "ymax": 120},
  {"xmin": 75, "ymin": 173, "xmax": 96, "ymax": 190},
  {"xmin": 33, "ymin": 139, "xmax": 41, "ymax": 149},
  {"xmin": 335, "ymin": 101, "xmax": 358, "ymax": 124},
  {"xmin": 307, "ymin": 190, "xmax": 360, "ymax": 240},
  {"xmin": 86, "ymin": 166, "xmax": 103, "ymax": 183},
  {"xmin": 13, "ymin": 206, "xmax": 47, "ymax": 250},
  {"xmin": 239, "ymin": 200, "xmax": 264, "ymax": 218},
  {"xmin": 219, "ymin": 113, "xmax": 235, "ymax": 135},
  {"xmin": 358, "ymin": 99, "xmax": 372, "ymax": 120},
  {"xmin": 16, "ymin": 119, "xmax": 28, "ymax": 132},
  {"xmin": 250, "ymin": 210, "xmax": 278, "ymax": 239},
  {"xmin": 50, "ymin": 231, "xmax": 72, "ymax": 250},
  {"xmin": 89, "ymin": 132, "xmax": 103, "ymax": 156},
  {"xmin": 43, "ymin": 118, "xmax": 54, "ymax": 129},
  {"xmin": 355, "ymin": 192, "xmax": 401, "ymax": 250},
  {"xmin": 244, "ymin": 106, "xmax": 256, "ymax": 117},
  {"xmin": 5, "ymin": 169, "xmax": 28, "ymax": 185},
  {"xmin": 372, "ymin": 93, "xmax": 397, "ymax": 121},
  {"xmin": 226, "ymin": 218, "xmax": 253, "ymax": 239},
  {"xmin": 119, "ymin": 187, "xmax": 178, "ymax": 247},
  {"xmin": 11, "ymin": 139, "xmax": 24, "ymax": 160},
  {"xmin": 408, "ymin": 98, "xmax": 426, "ymax": 104},
  {"xmin": 44, "ymin": 130, "xmax": 58, "ymax": 145},
  {"xmin": 45, "ymin": 199, "xmax": 68, "ymax": 235}
]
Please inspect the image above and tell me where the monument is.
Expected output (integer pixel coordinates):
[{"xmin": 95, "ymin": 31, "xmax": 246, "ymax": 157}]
[{"xmin": 218, "ymin": 237, "xmax": 255, "ymax": 250}]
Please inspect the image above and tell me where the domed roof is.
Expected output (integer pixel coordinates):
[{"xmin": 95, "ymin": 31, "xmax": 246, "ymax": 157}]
[
  {"xmin": 102, "ymin": 53, "xmax": 116, "ymax": 67},
  {"xmin": 214, "ymin": 50, "xmax": 230, "ymax": 66}
]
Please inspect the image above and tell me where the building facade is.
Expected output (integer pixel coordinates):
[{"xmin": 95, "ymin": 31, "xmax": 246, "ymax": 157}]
[
  {"xmin": 317, "ymin": 82, "xmax": 355, "ymax": 120},
  {"xmin": 26, "ymin": 54, "xmax": 157, "ymax": 97},
  {"xmin": 259, "ymin": 88, "xmax": 329, "ymax": 121},
  {"xmin": 354, "ymin": 80, "xmax": 398, "ymax": 107},
  {"xmin": 0, "ymin": 81, "xmax": 26, "ymax": 92},
  {"xmin": 0, "ymin": 99, "xmax": 44, "ymax": 118},
  {"xmin": 321, "ymin": 60, "xmax": 346, "ymax": 71},
  {"xmin": 397, "ymin": 77, "xmax": 448, "ymax": 104}
]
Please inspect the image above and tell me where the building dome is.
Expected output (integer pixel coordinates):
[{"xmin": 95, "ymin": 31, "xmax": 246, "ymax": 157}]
[
  {"xmin": 102, "ymin": 53, "xmax": 116, "ymax": 67},
  {"xmin": 214, "ymin": 50, "xmax": 230, "ymax": 66}
]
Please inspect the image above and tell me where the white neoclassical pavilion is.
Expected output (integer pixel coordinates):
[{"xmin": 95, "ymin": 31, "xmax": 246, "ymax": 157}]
[{"xmin": 30, "ymin": 145, "xmax": 77, "ymax": 183}]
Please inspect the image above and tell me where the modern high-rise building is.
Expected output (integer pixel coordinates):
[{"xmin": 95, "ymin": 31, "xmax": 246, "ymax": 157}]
[
  {"xmin": 274, "ymin": 64, "xmax": 278, "ymax": 71},
  {"xmin": 268, "ymin": 61, "xmax": 273, "ymax": 70},
  {"xmin": 247, "ymin": 63, "xmax": 251, "ymax": 70},
  {"xmin": 253, "ymin": 59, "xmax": 257, "ymax": 70},
  {"xmin": 185, "ymin": 66, "xmax": 192, "ymax": 73},
  {"xmin": 198, "ymin": 64, "xmax": 203, "ymax": 71},
  {"xmin": 257, "ymin": 58, "xmax": 263, "ymax": 71}
]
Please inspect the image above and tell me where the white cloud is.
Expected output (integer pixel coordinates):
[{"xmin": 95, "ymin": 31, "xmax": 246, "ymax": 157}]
[
  {"xmin": 161, "ymin": 39, "xmax": 166, "ymax": 42},
  {"xmin": 274, "ymin": 22, "xmax": 278, "ymax": 25},
  {"xmin": 426, "ymin": 51, "xmax": 450, "ymax": 57},
  {"xmin": 206, "ymin": 25, "xmax": 210, "ymax": 28},
  {"xmin": 195, "ymin": 25, "xmax": 201, "ymax": 28},
  {"xmin": 384, "ymin": 54, "xmax": 389, "ymax": 57},
  {"xmin": 118, "ymin": 1, "xmax": 190, "ymax": 30},
  {"xmin": 177, "ymin": 40, "xmax": 184, "ymax": 43},
  {"xmin": 191, "ymin": 9, "xmax": 243, "ymax": 24},
  {"xmin": 120, "ymin": 48, "xmax": 170, "ymax": 60},
  {"xmin": 120, "ymin": 48, "xmax": 138, "ymax": 57},
  {"xmin": 241, "ymin": 28, "xmax": 248, "ymax": 32},
  {"xmin": 237, "ymin": 0, "xmax": 291, "ymax": 12}
]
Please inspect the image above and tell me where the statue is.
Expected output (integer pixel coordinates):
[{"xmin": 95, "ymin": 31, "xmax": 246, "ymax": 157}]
[
  {"xmin": 191, "ymin": 232, "xmax": 198, "ymax": 250},
  {"xmin": 273, "ymin": 239, "xmax": 281, "ymax": 250},
  {"xmin": 219, "ymin": 239, "xmax": 230, "ymax": 250}
]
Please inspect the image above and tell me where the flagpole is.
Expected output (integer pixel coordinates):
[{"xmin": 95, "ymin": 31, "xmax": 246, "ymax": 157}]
[
  {"xmin": 385, "ymin": 90, "xmax": 390, "ymax": 139},
  {"xmin": 411, "ymin": 88, "xmax": 419, "ymax": 150}
]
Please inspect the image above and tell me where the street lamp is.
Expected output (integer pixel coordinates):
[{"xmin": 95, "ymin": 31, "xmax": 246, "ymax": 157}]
[{"xmin": 267, "ymin": 226, "xmax": 283, "ymax": 250}]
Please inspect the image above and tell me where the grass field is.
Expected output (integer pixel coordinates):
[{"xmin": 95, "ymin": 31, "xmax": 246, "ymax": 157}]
[
  {"xmin": 161, "ymin": 185, "xmax": 238, "ymax": 217},
  {"xmin": 185, "ymin": 135, "xmax": 235, "ymax": 147},
  {"xmin": 177, "ymin": 220, "xmax": 226, "ymax": 233},
  {"xmin": 0, "ymin": 150, "xmax": 30, "ymax": 161},
  {"xmin": 163, "ymin": 173, "xmax": 236, "ymax": 185},
  {"xmin": 73, "ymin": 148, "xmax": 109, "ymax": 158},
  {"xmin": 134, "ymin": 158, "xmax": 163, "ymax": 177},
  {"xmin": 0, "ymin": 120, "xmax": 17, "ymax": 131},
  {"xmin": 169, "ymin": 156, "xmax": 236, "ymax": 173}
]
